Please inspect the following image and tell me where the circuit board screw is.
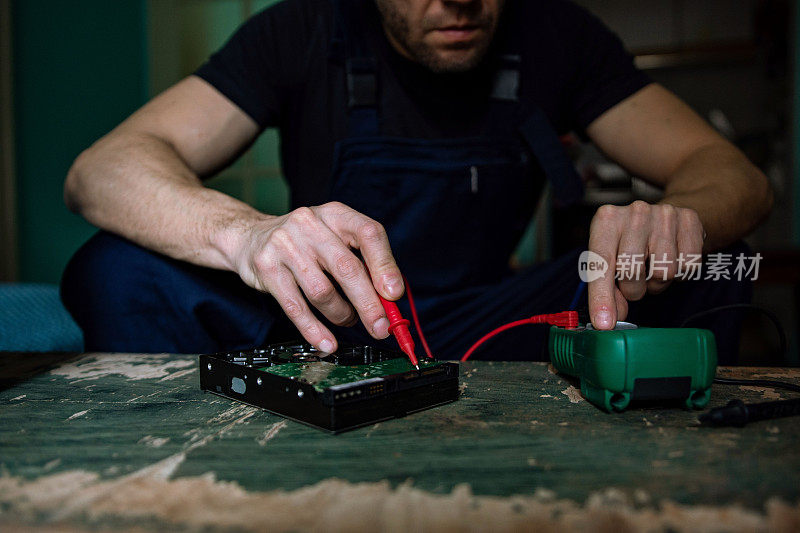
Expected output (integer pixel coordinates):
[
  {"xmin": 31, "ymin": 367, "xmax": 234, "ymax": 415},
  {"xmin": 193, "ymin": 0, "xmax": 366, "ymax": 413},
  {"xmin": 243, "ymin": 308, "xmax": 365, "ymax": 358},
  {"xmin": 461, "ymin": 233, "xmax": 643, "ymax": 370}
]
[
  {"xmin": 257, "ymin": 377, "xmax": 262, "ymax": 386},
  {"xmin": 297, "ymin": 390, "xmax": 304, "ymax": 398},
  {"xmin": 207, "ymin": 363, "xmax": 212, "ymax": 371}
]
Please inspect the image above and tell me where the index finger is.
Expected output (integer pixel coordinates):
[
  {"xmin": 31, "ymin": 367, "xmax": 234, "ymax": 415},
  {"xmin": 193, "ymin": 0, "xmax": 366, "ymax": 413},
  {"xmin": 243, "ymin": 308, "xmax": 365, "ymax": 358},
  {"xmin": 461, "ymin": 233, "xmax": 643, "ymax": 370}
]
[
  {"xmin": 341, "ymin": 213, "xmax": 404, "ymax": 301},
  {"xmin": 588, "ymin": 208, "xmax": 621, "ymax": 330}
]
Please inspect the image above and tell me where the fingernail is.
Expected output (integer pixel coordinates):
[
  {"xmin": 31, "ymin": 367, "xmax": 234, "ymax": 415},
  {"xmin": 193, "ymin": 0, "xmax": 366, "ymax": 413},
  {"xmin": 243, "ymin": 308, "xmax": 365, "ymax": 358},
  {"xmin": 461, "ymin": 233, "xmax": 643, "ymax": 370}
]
[
  {"xmin": 596, "ymin": 310, "xmax": 612, "ymax": 329},
  {"xmin": 373, "ymin": 317, "xmax": 390, "ymax": 338},
  {"xmin": 383, "ymin": 276, "xmax": 403, "ymax": 298},
  {"xmin": 319, "ymin": 339, "xmax": 334, "ymax": 353}
]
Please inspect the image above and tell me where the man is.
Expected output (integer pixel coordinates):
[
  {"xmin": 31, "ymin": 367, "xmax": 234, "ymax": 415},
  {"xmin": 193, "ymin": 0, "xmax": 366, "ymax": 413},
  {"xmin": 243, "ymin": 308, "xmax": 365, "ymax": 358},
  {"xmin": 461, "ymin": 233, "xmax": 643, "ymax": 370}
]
[{"xmin": 62, "ymin": 0, "xmax": 772, "ymax": 362}]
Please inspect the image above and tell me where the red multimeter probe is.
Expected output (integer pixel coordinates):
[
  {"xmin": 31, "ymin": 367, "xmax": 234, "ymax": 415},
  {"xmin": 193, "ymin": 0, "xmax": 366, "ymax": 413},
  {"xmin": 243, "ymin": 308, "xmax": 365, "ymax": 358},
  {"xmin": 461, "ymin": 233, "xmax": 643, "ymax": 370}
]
[{"xmin": 378, "ymin": 295, "xmax": 420, "ymax": 369}]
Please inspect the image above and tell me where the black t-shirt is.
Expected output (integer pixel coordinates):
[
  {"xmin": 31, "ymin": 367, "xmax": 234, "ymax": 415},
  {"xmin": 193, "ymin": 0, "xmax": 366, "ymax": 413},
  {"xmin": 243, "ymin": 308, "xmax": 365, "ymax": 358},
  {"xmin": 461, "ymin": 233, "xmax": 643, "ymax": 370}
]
[{"xmin": 195, "ymin": 0, "xmax": 650, "ymax": 209}]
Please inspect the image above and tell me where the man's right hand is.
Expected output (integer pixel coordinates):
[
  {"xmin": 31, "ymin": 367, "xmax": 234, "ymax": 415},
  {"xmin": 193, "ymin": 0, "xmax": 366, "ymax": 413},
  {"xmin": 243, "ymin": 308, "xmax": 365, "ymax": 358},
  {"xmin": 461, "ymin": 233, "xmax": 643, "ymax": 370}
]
[{"xmin": 228, "ymin": 201, "xmax": 404, "ymax": 353}]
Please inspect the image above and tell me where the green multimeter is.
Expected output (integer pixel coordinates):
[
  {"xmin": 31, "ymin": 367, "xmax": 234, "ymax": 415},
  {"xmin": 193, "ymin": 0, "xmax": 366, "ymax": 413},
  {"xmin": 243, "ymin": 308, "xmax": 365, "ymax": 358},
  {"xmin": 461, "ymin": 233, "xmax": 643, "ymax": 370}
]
[{"xmin": 548, "ymin": 322, "xmax": 717, "ymax": 412}]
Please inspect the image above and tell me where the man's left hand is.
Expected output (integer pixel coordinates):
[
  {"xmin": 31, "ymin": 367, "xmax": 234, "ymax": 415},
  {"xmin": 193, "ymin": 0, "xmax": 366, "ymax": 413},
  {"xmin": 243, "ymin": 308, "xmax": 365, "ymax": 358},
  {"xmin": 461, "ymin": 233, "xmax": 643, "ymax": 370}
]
[{"xmin": 587, "ymin": 200, "xmax": 705, "ymax": 330}]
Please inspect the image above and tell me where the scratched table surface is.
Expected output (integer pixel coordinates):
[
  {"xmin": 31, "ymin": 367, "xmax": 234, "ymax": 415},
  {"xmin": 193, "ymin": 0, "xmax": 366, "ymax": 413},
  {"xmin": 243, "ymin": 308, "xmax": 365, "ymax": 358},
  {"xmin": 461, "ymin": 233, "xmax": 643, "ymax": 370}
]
[{"xmin": 1, "ymin": 353, "xmax": 799, "ymax": 532}]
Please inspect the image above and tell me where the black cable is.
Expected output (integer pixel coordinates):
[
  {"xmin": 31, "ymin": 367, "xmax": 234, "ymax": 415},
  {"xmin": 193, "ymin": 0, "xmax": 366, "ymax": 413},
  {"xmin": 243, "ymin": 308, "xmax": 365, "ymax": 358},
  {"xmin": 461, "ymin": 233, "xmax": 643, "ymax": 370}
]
[
  {"xmin": 679, "ymin": 303, "xmax": 788, "ymax": 357},
  {"xmin": 699, "ymin": 398, "xmax": 800, "ymax": 427},
  {"xmin": 681, "ymin": 303, "xmax": 800, "ymax": 425},
  {"xmin": 703, "ymin": 378, "xmax": 800, "ymax": 426},
  {"xmin": 712, "ymin": 376, "xmax": 800, "ymax": 393}
]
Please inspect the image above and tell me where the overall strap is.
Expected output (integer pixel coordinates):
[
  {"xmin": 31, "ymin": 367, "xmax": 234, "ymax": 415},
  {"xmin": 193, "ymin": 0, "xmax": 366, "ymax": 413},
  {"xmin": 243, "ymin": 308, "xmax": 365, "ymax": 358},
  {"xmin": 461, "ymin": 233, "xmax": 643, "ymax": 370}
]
[
  {"xmin": 490, "ymin": 54, "xmax": 521, "ymax": 103},
  {"xmin": 489, "ymin": 70, "xmax": 584, "ymax": 207},
  {"xmin": 479, "ymin": 53, "xmax": 523, "ymax": 137},
  {"xmin": 330, "ymin": 0, "xmax": 379, "ymax": 137},
  {"xmin": 519, "ymin": 110, "xmax": 584, "ymax": 206},
  {"xmin": 490, "ymin": 9, "xmax": 583, "ymax": 206}
]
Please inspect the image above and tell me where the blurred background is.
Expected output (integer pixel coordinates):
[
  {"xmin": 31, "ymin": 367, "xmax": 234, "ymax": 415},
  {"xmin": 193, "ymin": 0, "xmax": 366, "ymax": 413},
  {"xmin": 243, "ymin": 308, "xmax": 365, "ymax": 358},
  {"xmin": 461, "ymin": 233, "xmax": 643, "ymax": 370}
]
[{"xmin": 0, "ymin": 0, "xmax": 798, "ymax": 362}]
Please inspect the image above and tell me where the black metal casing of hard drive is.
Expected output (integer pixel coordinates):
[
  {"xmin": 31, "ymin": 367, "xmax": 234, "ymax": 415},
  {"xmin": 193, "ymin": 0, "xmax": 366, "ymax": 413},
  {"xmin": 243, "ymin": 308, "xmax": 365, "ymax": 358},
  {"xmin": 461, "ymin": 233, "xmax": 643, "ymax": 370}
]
[{"xmin": 199, "ymin": 343, "xmax": 459, "ymax": 433}]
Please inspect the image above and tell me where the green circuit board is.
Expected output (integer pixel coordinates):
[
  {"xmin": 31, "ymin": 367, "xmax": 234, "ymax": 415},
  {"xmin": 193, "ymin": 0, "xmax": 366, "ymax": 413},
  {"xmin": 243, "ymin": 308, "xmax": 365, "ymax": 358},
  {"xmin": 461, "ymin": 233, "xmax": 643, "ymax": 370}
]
[{"xmin": 260, "ymin": 357, "xmax": 442, "ymax": 392}]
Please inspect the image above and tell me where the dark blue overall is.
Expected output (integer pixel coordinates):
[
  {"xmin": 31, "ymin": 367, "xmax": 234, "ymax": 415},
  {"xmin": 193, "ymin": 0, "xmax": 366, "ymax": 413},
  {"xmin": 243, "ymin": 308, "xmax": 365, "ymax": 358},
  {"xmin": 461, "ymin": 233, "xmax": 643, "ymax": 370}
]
[{"xmin": 61, "ymin": 1, "xmax": 750, "ymax": 363}]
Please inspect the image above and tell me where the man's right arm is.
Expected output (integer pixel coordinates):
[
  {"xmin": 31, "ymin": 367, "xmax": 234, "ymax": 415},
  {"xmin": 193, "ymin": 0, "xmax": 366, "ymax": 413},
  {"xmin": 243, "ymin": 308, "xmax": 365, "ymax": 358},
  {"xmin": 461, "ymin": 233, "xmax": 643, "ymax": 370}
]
[
  {"xmin": 66, "ymin": 76, "xmax": 263, "ymax": 270},
  {"xmin": 65, "ymin": 76, "xmax": 401, "ymax": 352}
]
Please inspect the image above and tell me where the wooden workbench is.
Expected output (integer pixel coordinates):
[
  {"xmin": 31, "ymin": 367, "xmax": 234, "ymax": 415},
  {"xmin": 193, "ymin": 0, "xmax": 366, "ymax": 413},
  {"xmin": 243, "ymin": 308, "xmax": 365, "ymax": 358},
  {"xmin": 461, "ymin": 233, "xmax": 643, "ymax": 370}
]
[{"xmin": 1, "ymin": 353, "xmax": 798, "ymax": 531}]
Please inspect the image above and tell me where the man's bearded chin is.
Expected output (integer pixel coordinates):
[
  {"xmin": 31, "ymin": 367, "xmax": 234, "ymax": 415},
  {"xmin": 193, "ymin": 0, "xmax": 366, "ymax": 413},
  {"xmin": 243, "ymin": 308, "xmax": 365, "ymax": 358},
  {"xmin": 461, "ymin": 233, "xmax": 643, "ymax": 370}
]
[
  {"xmin": 376, "ymin": 1, "xmax": 499, "ymax": 73},
  {"xmin": 414, "ymin": 39, "xmax": 493, "ymax": 73}
]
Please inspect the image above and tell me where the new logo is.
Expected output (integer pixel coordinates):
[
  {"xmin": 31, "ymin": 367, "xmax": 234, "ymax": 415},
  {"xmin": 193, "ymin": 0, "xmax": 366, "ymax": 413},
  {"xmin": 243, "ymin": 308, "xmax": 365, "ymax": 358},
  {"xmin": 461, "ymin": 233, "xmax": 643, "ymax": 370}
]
[{"xmin": 578, "ymin": 251, "xmax": 608, "ymax": 283}]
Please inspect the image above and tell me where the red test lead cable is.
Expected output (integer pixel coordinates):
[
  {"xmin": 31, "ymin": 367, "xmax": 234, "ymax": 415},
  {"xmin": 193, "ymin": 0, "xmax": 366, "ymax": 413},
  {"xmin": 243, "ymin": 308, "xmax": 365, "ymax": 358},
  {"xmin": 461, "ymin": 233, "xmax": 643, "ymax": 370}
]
[
  {"xmin": 362, "ymin": 260, "xmax": 423, "ymax": 368},
  {"xmin": 377, "ymin": 272, "xmax": 574, "ymax": 363},
  {"xmin": 378, "ymin": 295, "xmax": 419, "ymax": 369},
  {"xmin": 362, "ymin": 258, "xmax": 433, "ymax": 367},
  {"xmin": 403, "ymin": 275, "xmax": 434, "ymax": 360},
  {"xmin": 460, "ymin": 311, "xmax": 578, "ymax": 362}
]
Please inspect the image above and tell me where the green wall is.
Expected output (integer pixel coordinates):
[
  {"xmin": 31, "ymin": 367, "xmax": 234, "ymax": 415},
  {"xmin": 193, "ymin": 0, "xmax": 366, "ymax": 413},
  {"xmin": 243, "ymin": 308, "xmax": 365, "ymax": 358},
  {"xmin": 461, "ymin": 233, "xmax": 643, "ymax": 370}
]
[
  {"xmin": 12, "ymin": 0, "xmax": 148, "ymax": 282},
  {"xmin": 148, "ymin": 0, "xmax": 290, "ymax": 218}
]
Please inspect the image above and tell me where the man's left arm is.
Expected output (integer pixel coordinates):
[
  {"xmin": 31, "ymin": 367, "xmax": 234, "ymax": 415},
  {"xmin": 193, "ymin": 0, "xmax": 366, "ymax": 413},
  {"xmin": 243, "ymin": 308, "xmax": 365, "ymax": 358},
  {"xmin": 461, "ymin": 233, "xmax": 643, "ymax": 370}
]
[{"xmin": 584, "ymin": 83, "xmax": 773, "ymax": 330}]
